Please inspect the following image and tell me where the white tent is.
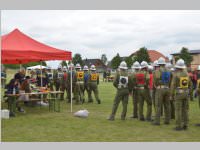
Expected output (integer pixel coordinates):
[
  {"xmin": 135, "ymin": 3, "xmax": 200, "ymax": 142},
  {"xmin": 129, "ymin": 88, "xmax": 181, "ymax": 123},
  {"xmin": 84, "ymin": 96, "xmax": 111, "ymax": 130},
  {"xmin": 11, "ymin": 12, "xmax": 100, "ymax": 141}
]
[{"xmin": 27, "ymin": 65, "xmax": 47, "ymax": 70}]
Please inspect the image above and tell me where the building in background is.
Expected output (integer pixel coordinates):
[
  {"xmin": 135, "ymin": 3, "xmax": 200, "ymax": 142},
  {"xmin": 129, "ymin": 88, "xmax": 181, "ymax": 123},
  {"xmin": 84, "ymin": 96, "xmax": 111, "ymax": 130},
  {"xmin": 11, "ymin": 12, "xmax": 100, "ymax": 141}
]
[
  {"xmin": 83, "ymin": 59, "xmax": 107, "ymax": 73},
  {"xmin": 130, "ymin": 50, "xmax": 169, "ymax": 63},
  {"xmin": 171, "ymin": 50, "xmax": 200, "ymax": 70}
]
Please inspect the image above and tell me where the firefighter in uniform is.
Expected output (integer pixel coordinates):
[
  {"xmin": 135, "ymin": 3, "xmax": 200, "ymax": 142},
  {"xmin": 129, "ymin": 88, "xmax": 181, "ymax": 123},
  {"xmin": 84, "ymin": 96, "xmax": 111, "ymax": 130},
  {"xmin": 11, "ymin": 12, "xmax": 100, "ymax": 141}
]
[
  {"xmin": 166, "ymin": 63, "xmax": 175, "ymax": 120},
  {"xmin": 60, "ymin": 66, "xmax": 68, "ymax": 101},
  {"xmin": 152, "ymin": 60, "xmax": 160, "ymax": 113},
  {"xmin": 170, "ymin": 59, "xmax": 192, "ymax": 131},
  {"xmin": 47, "ymin": 66, "xmax": 54, "ymax": 97},
  {"xmin": 88, "ymin": 65, "xmax": 101, "ymax": 104},
  {"xmin": 83, "ymin": 65, "xmax": 92, "ymax": 102},
  {"xmin": 47, "ymin": 66, "xmax": 54, "ymax": 91},
  {"xmin": 169, "ymin": 67, "xmax": 176, "ymax": 119},
  {"xmin": 108, "ymin": 61, "xmax": 131, "ymax": 120},
  {"xmin": 195, "ymin": 65, "xmax": 200, "ymax": 126},
  {"xmin": 67, "ymin": 63, "xmax": 76, "ymax": 103},
  {"xmin": 152, "ymin": 57, "xmax": 172, "ymax": 126},
  {"xmin": 53, "ymin": 66, "xmax": 63, "ymax": 97},
  {"xmin": 148, "ymin": 65, "xmax": 154, "ymax": 116},
  {"xmin": 188, "ymin": 68, "xmax": 194, "ymax": 101},
  {"xmin": 134, "ymin": 61, "xmax": 152, "ymax": 121},
  {"xmin": 75, "ymin": 64, "xmax": 85, "ymax": 104},
  {"xmin": 130, "ymin": 61, "xmax": 141, "ymax": 119}
]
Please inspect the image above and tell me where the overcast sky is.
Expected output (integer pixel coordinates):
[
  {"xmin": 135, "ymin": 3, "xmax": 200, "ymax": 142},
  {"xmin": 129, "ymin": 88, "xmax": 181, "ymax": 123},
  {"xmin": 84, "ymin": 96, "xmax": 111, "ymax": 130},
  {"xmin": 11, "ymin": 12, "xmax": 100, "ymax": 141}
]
[{"xmin": 2, "ymin": 10, "xmax": 200, "ymax": 68}]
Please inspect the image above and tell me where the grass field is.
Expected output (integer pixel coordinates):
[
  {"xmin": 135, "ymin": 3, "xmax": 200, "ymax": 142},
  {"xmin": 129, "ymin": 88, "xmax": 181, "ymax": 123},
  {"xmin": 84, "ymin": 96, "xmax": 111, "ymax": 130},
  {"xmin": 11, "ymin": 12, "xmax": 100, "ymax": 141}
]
[{"xmin": 1, "ymin": 69, "xmax": 200, "ymax": 142}]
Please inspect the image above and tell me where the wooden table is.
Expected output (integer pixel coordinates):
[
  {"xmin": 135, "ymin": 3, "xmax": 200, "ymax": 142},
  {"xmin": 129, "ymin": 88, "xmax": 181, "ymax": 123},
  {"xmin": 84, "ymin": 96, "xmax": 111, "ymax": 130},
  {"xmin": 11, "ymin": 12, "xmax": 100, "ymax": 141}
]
[{"xmin": 6, "ymin": 91, "xmax": 64, "ymax": 115}]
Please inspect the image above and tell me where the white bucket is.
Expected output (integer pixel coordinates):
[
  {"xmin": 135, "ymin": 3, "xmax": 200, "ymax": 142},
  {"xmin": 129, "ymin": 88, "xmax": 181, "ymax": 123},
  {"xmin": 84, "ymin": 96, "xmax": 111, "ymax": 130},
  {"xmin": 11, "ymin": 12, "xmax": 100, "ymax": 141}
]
[{"xmin": 1, "ymin": 109, "xmax": 10, "ymax": 119}]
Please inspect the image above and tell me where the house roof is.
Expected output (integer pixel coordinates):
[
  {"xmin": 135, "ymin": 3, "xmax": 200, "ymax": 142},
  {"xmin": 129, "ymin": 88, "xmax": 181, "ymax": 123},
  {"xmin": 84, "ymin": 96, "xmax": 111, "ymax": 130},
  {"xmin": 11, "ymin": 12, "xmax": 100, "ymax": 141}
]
[
  {"xmin": 130, "ymin": 50, "xmax": 168, "ymax": 62},
  {"xmin": 82, "ymin": 59, "xmax": 106, "ymax": 67},
  {"xmin": 120, "ymin": 56, "xmax": 128, "ymax": 60},
  {"xmin": 171, "ymin": 49, "xmax": 200, "ymax": 55}
]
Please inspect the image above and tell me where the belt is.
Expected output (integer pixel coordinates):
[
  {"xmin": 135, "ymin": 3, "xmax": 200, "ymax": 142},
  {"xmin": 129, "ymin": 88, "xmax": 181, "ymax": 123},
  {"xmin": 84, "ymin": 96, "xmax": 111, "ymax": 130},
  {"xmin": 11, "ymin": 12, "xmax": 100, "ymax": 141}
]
[
  {"xmin": 176, "ymin": 89, "xmax": 188, "ymax": 93},
  {"xmin": 156, "ymin": 85, "xmax": 169, "ymax": 89},
  {"xmin": 136, "ymin": 87, "xmax": 144, "ymax": 89},
  {"xmin": 77, "ymin": 81, "xmax": 84, "ymax": 84}
]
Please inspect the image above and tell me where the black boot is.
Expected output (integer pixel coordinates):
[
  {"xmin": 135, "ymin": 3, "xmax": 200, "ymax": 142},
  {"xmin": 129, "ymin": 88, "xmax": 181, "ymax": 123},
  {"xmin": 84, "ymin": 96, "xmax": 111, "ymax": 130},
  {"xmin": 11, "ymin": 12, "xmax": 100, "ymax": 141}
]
[
  {"xmin": 164, "ymin": 121, "xmax": 170, "ymax": 125},
  {"xmin": 173, "ymin": 127, "xmax": 183, "ymax": 131},
  {"xmin": 9, "ymin": 112, "xmax": 15, "ymax": 117},
  {"xmin": 195, "ymin": 123, "xmax": 200, "ymax": 126},
  {"xmin": 97, "ymin": 100, "xmax": 101, "ymax": 104},
  {"xmin": 152, "ymin": 122, "xmax": 160, "ymax": 126},
  {"xmin": 183, "ymin": 125, "xmax": 188, "ymax": 130},
  {"xmin": 140, "ymin": 118, "xmax": 145, "ymax": 121}
]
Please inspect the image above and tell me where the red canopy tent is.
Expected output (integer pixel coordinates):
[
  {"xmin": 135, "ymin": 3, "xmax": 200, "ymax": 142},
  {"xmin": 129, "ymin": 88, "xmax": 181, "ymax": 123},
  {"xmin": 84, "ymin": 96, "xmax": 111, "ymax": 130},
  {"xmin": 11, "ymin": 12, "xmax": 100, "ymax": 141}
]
[
  {"xmin": 1, "ymin": 28, "xmax": 72, "ymax": 64},
  {"xmin": 1, "ymin": 28, "xmax": 74, "ymax": 112}
]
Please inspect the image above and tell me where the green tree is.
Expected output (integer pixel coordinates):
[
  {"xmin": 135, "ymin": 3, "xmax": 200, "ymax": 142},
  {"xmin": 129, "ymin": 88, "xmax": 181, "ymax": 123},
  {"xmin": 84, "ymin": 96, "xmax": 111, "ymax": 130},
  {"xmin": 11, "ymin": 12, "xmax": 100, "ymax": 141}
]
[
  {"xmin": 111, "ymin": 53, "xmax": 121, "ymax": 69},
  {"xmin": 179, "ymin": 47, "xmax": 193, "ymax": 66},
  {"xmin": 72, "ymin": 53, "xmax": 83, "ymax": 66},
  {"xmin": 101, "ymin": 54, "xmax": 107, "ymax": 65},
  {"xmin": 41, "ymin": 61, "xmax": 47, "ymax": 66},
  {"xmin": 134, "ymin": 47, "xmax": 151, "ymax": 63},
  {"xmin": 174, "ymin": 56, "xmax": 180, "ymax": 63},
  {"xmin": 4, "ymin": 61, "xmax": 47, "ymax": 69},
  {"xmin": 61, "ymin": 61, "xmax": 67, "ymax": 67},
  {"xmin": 4, "ymin": 64, "xmax": 20, "ymax": 69},
  {"xmin": 125, "ymin": 56, "xmax": 133, "ymax": 68}
]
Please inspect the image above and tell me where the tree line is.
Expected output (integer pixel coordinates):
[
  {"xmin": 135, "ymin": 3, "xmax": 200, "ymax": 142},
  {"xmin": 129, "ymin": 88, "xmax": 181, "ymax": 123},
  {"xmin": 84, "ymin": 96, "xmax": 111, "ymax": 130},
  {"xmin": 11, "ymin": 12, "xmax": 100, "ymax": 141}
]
[{"xmin": 3, "ymin": 47, "xmax": 193, "ymax": 69}]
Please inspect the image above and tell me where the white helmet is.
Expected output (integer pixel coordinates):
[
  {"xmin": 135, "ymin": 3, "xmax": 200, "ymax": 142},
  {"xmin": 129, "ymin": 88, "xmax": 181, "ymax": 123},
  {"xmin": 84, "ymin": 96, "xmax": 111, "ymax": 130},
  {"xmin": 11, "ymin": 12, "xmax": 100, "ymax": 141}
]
[
  {"xmin": 68, "ymin": 63, "xmax": 74, "ymax": 69},
  {"xmin": 157, "ymin": 57, "xmax": 166, "ymax": 65},
  {"xmin": 63, "ymin": 66, "xmax": 67, "ymax": 72},
  {"xmin": 170, "ymin": 68, "xmax": 175, "ymax": 72},
  {"xmin": 175, "ymin": 59, "xmax": 186, "ymax": 69},
  {"xmin": 148, "ymin": 65, "xmax": 153, "ymax": 71},
  {"xmin": 75, "ymin": 63, "xmax": 81, "ymax": 69},
  {"xmin": 83, "ymin": 65, "xmax": 89, "ymax": 71},
  {"xmin": 132, "ymin": 61, "xmax": 140, "ymax": 69},
  {"xmin": 90, "ymin": 65, "xmax": 96, "ymax": 71},
  {"xmin": 197, "ymin": 65, "xmax": 200, "ymax": 71},
  {"xmin": 140, "ymin": 61, "xmax": 148, "ymax": 68},
  {"xmin": 119, "ymin": 61, "xmax": 128, "ymax": 70},
  {"xmin": 153, "ymin": 60, "xmax": 159, "ymax": 67},
  {"xmin": 165, "ymin": 63, "xmax": 172, "ymax": 69}
]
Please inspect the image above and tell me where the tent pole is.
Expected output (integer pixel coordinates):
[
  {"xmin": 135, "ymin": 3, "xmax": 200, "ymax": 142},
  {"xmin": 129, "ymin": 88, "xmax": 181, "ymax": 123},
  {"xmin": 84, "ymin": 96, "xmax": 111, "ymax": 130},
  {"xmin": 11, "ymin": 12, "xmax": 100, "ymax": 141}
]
[
  {"xmin": 70, "ymin": 64, "xmax": 72, "ymax": 113},
  {"xmin": 40, "ymin": 61, "xmax": 43, "ymax": 87},
  {"xmin": 20, "ymin": 64, "xmax": 22, "ymax": 71}
]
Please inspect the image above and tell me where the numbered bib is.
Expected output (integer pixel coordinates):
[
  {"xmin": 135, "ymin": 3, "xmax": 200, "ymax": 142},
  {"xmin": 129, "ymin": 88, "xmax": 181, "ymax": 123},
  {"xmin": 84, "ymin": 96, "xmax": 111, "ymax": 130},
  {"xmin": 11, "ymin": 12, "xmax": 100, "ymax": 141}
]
[
  {"xmin": 77, "ymin": 71, "xmax": 84, "ymax": 80},
  {"xmin": 91, "ymin": 73, "xmax": 97, "ymax": 81},
  {"xmin": 179, "ymin": 77, "xmax": 189, "ymax": 88},
  {"xmin": 48, "ymin": 73, "xmax": 53, "ymax": 79},
  {"xmin": 136, "ymin": 73, "xmax": 145, "ymax": 85},
  {"xmin": 161, "ymin": 72, "xmax": 171, "ymax": 84},
  {"xmin": 119, "ymin": 76, "xmax": 128, "ymax": 88},
  {"xmin": 58, "ymin": 73, "xmax": 63, "ymax": 79}
]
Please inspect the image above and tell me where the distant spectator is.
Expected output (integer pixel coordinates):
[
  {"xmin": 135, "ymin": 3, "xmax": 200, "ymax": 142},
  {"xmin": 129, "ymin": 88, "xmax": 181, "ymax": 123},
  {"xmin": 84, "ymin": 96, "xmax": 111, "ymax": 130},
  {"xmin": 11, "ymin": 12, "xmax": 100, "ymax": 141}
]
[
  {"xmin": 6, "ymin": 78, "xmax": 25, "ymax": 116},
  {"xmin": 36, "ymin": 68, "xmax": 49, "ymax": 87},
  {"xmin": 103, "ymin": 71, "xmax": 107, "ymax": 82},
  {"xmin": 14, "ymin": 69, "xmax": 26, "ymax": 84},
  {"xmin": 19, "ymin": 76, "xmax": 31, "ymax": 102}
]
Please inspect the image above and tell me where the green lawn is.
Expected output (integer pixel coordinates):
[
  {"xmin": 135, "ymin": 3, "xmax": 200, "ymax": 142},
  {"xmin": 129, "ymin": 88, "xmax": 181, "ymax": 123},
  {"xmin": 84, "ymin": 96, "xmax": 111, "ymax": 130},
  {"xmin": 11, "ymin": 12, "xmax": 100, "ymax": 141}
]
[{"xmin": 1, "ymin": 69, "xmax": 200, "ymax": 142}]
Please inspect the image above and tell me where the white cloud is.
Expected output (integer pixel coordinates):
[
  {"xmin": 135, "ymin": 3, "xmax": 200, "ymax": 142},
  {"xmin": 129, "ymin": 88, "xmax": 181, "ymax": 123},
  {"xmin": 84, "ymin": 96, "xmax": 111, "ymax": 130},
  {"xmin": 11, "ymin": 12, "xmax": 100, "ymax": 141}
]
[{"xmin": 2, "ymin": 10, "xmax": 200, "ymax": 68}]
